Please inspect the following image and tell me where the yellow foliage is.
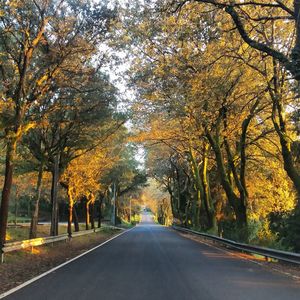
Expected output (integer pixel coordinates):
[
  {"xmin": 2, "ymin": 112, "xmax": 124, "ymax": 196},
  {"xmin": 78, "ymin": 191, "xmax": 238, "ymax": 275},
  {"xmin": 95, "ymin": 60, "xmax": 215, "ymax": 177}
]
[{"xmin": 126, "ymin": 0, "xmax": 299, "ymax": 235}]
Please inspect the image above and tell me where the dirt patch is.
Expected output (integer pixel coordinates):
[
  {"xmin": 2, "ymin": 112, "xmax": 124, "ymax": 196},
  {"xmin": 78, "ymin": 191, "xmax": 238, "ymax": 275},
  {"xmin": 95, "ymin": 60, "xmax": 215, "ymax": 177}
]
[
  {"xmin": 179, "ymin": 232, "xmax": 300, "ymax": 281},
  {"xmin": 0, "ymin": 228, "xmax": 121, "ymax": 294}
]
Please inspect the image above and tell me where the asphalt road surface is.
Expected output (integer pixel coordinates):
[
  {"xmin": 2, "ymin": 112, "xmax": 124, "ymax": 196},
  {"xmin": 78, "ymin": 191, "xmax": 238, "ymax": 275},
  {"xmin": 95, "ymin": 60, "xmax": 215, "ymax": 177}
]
[{"xmin": 3, "ymin": 212, "xmax": 300, "ymax": 299}]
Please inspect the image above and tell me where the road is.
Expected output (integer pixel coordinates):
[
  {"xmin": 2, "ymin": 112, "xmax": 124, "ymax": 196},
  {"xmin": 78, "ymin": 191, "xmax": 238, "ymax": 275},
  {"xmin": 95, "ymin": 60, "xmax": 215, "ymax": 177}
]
[{"xmin": 3, "ymin": 212, "xmax": 300, "ymax": 299}]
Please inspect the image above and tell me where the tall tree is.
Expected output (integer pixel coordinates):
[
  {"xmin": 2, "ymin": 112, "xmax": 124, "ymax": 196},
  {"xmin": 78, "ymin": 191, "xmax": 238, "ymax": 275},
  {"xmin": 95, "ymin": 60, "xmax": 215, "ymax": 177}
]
[{"xmin": 0, "ymin": 0, "xmax": 116, "ymax": 244}]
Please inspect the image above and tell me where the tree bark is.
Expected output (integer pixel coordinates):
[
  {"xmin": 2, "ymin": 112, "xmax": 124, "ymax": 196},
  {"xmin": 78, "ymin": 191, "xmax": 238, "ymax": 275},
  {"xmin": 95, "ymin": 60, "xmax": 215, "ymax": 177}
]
[
  {"xmin": 188, "ymin": 148, "xmax": 203, "ymax": 228},
  {"xmin": 273, "ymin": 107, "xmax": 300, "ymax": 212},
  {"xmin": 29, "ymin": 162, "xmax": 44, "ymax": 239},
  {"xmin": 166, "ymin": 181, "xmax": 176, "ymax": 219},
  {"xmin": 0, "ymin": 15, "xmax": 49, "ymax": 245},
  {"xmin": 67, "ymin": 186, "xmax": 74, "ymax": 238},
  {"xmin": 223, "ymin": 139, "xmax": 248, "ymax": 234},
  {"xmin": 50, "ymin": 154, "xmax": 60, "ymax": 236},
  {"xmin": 201, "ymin": 143, "xmax": 217, "ymax": 231},
  {"xmin": 269, "ymin": 60, "xmax": 300, "ymax": 212},
  {"xmin": 73, "ymin": 205, "xmax": 79, "ymax": 232},
  {"xmin": 98, "ymin": 193, "xmax": 104, "ymax": 228},
  {"xmin": 170, "ymin": 159, "xmax": 184, "ymax": 224},
  {"xmin": 0, "ymin": 15, "xmax": 48, "ymax": 245},
  {"xmin": 90, "ymin": 202, "xmax": 95, "ymax": 229},
  {"xmin": 0, "ymin": 140, "xmax": 17, "ymax": 247},
  {"xmin": 206, "ymin": 131, "xmax": 248, "ymax": 233},
  {"xmin": 85, "ymin": 198, "xmax": 90, "ymax": 230}
]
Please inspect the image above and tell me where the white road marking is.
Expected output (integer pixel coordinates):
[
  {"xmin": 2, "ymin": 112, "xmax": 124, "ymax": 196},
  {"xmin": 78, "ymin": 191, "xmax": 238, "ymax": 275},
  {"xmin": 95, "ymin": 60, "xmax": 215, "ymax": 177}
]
[{"xmin": 0, "ymin": 227, "xmax": 135, "ymax": 299}]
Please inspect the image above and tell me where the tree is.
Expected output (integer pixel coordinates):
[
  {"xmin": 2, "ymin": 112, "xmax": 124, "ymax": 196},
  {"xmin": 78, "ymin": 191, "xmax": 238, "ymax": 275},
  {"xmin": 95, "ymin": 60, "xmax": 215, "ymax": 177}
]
[
  {"xmin": 121, "ymin": 1, "xmax": 299, "ymax": 245},
  {"xmin": 24, "ymin": 69, "xmax": 123, "ymax": 235},
  {"xmin": 0, "ymin": 0, "xmax": 116, "ymax": 244},
  {"xmin": 60, "ymin": 136, "xmax": 120, "ymax": 236},
  {"xmin": 101, "ymin": 143, "xmax": 147, "ymax": 225},
  {"xmin": 165, "ymin": 0, "xmax": 300, "ymax": 214},
  {"xmin": 141, "ymin": 178, "xmax": 173, "ymax": 225},
  {"xmin": 170, "ymin": 1, "xmax": 299, "ymax": 79}
]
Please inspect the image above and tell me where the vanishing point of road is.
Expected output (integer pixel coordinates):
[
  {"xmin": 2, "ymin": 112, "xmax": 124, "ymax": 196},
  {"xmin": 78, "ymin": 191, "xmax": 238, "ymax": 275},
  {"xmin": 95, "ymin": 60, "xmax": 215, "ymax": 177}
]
[{"xmin": 3, "ymin": 212, "xmax": 300, "ymax": 300}]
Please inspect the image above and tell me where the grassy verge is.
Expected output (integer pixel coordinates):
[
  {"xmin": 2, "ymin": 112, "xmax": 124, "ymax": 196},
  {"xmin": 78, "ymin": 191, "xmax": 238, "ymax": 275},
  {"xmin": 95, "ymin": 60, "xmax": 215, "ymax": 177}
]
[
  {"xmin": 120, "ymin": 213, "xmax": 142, "ymax": 228},
  {"xmin": 6, "ymin": 224, "xmax": 87, "ymax": 242}
]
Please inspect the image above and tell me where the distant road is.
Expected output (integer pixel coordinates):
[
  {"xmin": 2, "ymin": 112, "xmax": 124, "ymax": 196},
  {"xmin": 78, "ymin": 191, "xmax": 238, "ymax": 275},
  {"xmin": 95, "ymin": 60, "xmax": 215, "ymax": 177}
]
[{"xmin": 3, "ymin": 212, "xmax": 300, "ymax": 300}]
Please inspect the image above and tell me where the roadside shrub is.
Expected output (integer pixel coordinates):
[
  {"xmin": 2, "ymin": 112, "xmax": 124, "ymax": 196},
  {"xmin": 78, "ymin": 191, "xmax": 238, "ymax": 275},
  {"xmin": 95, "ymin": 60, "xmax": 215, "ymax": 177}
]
[{"xmin": 268, "ymin": 211, "xmax": 300, "ymax": 252}]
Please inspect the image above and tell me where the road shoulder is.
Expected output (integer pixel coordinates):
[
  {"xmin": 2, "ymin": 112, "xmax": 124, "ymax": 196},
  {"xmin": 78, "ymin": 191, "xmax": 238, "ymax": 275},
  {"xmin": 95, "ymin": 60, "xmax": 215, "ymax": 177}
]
[
  {"xmin": 178, "ymin": 231, "xmax": 300, "ymax": 282},
  {"xmin": 0, "ymin": 228, "xmax": 127, "ymax": 296}
]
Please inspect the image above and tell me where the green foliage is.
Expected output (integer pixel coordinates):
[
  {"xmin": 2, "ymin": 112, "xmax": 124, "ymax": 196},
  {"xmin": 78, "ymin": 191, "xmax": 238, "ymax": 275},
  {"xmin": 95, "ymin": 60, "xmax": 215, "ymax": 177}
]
[{"xmin": 269, "ymin": 211, "xmax": 300, "ymax": 252}]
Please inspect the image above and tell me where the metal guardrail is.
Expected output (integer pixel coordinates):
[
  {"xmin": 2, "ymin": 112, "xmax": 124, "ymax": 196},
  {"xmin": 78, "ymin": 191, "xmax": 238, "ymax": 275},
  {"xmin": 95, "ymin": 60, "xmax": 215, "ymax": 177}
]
[
  {"xmin": 173, "ymin": 226, "xmax": 300, "ymax": 265},
  {"xmin": 1, "ymin": 226, "xmax": 122, "ymax": 263}
]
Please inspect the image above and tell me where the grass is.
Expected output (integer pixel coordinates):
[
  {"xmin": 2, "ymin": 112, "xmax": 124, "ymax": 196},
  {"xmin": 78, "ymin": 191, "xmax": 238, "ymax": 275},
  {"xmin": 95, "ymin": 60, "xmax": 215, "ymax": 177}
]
[
  {"xmin": 120, "ymin": 220, "xmax": 135, "ymax": 228},
  {"xmin": 6, "ymin": 223, "xmax": 87, "ymax": 242},
  {"xmin": 120, "ymin": 214, "xmax": 142, "ymax": 228},
  {"xmin": 7, "ymin": 216, "xmax": 32, "ymax": 223},
  {"xmin": 3, "ymin": 227, "xmax": 120, "ymax": 264}
]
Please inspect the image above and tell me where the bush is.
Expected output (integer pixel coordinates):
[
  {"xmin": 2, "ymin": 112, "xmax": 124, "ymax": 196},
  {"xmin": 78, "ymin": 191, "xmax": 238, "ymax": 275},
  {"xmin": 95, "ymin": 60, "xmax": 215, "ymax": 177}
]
[
  {"xmin": 268, "ymin": 211, "xmax": 300, "ymax": 252},
  {"xmin": 218, "ymin": 219, "xmax": 242, "ymax": 241}
]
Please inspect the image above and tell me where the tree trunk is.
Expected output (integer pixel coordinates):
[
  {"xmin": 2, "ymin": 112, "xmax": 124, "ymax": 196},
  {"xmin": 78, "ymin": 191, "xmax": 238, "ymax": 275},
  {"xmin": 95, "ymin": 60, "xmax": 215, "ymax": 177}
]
[
  {"xmin": 85, "ymin": 199, "xmax": 90, "ymax": 230},
  {"xmin": 184, "ymin": 198, "xmax": 191, "ymax": 227},
  {"xmin": 169, "ymin": 159, "xmax": 183, "ymax": 223},
  {"xmin": 29, "ymin": 162, "xmax": 44, "ymax": 239},
  {"xmin": 189, "ymin": 147, "xmax": 203, "ymax": 228},
  {"xmin": 223, "ymin": 138, "xmax": 248, "ymax": 233},
  {"xmin": 202, "ymin": 144, "xmax": 217, "ymax": 232},
  {"xmin": 166, "ymin": 183, "xmax": 176, "ymax": 220},
  {"xmin": 291, "ymin": 0, "xmax": 300, "ymax": 80},
  {"xmin": 206, "ymin": 132, "xmax": 248, "ymax": 233},
  {"xmin": 269, "ymin": 62, "xmax": 300, "ymax": 212},
  {"xmin": 68, "ymin": 203, "xmax": 73, "ymax": 237},
  {"xmin": 272, "ymin": 98, "xmax": 300, "ymax": 209},
  {"xmin": 90, "ymin": 202, "xmax": 95, "ymax": 229},
  {"xmin": 50, "ymin": 154, "xmax": 60, "ymax": 236},
  {"xmin": 0, "ymin": 140, "xmax": 17, "ymax": 247},
  {"xmin": 67, "ymin": 187, "xmax": 74, "ymax": 238},
  {"xmin": 0, "ymin": 18, "xmax": 48, "ymax": 247},
  {"xmin": 175, "ymin": 168, "xmax": 183, "ymax": 223},
  {"xmin": 98, "ymin": 194, "xmax": 104, "ymax": 228},
  {"xmin": 73, "ymin": 205, "xmax": 79, "ymax": 232}
]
